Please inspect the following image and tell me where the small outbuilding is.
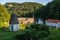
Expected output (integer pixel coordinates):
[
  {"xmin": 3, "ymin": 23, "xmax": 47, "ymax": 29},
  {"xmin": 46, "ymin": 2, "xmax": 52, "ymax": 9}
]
[{"xmin": 9, "ymin": 14, "xmax": 19, "ymax": 31}]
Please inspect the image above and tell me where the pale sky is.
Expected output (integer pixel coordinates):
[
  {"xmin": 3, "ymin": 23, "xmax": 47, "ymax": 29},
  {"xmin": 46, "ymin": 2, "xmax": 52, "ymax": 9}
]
[{"xmin": 0, "ymin": 0, "xmax": 52, "ymax": 5}]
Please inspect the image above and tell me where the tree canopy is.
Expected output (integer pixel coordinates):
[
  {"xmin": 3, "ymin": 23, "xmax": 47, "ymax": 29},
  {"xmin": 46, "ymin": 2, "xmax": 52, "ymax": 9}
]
[
  {"xmin": 37, "ymin": 0, "xmax": 60, "ymax": 21},
  {"xmin": 0, "ymin": 4, "xmax": 10, "ymax": 22}
]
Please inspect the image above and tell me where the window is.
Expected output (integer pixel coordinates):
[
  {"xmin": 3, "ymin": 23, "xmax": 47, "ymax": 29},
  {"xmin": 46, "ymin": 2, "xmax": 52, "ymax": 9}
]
[{"xmin": 11, "ymin": 25, "xmax": 13, "ymax": 30}]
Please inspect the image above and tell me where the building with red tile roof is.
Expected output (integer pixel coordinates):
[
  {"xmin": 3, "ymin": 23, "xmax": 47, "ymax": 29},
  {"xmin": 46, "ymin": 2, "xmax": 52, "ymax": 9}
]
[
  {"xmin": 45, "ymin": 19, "xmax": 60, "ymax": 28},
  {"xmin": 46, "ymin": 19, "xmax": 60, "ymax": 23}
]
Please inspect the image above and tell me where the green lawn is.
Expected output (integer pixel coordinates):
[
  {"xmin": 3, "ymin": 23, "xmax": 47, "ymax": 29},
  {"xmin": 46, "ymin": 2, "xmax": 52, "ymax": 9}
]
[
  {"xmin": 0, "ymin": 29, "xmax": 24, "ymax": 40},
  {"xmin": 44, "ymin": 28, "xmax": 60, "ymax": 40},
  {"xmin": 0, "ymin": 27, "xmax": 60, "ymax": 40},
  {"xmin": 0, "ymin": 23, "xmax": 25, "ymax": 40}
]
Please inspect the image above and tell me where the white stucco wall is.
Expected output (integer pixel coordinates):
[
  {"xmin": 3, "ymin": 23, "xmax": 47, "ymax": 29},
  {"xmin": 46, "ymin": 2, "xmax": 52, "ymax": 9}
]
[
  {"xmin": 56, "ymin": 23, "xmax": 60, "ymax": 28},
  {"xmin": 37, "ymin": 19, "xmax": 43, "ymax": 24},
  {"xmin": 9, "ymin": 24, "xmax": 19, "ymax": 31},
  {"xmin": 45, "ymin": 21, "xmax": 60, "ymax": 28},
  {"xmin": 45, "ymin": 21, "xmax": 56, "ymax": 27}
]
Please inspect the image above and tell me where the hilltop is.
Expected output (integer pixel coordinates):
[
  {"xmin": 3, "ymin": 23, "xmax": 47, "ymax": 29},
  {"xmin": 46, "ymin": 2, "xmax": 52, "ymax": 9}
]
[{"xmin": 4, "ymin": 2, "xmax": 43, "ymax": 17}]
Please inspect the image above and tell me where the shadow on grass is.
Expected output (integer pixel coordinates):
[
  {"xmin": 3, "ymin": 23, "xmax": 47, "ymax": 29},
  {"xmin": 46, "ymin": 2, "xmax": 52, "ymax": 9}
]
[{"xmin": 0, "ymin": 27, "xmax": 8, "ymax": 32}]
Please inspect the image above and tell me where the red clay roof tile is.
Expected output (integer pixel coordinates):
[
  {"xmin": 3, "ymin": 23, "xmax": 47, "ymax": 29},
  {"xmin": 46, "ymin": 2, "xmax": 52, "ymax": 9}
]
[{"xmin": 46, "ymin": 19, "xmax": 60, "ymax": 23}]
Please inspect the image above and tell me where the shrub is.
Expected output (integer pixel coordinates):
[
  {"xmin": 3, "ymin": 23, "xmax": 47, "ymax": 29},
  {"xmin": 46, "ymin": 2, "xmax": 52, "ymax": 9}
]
[
  {"xmin": 14, "ymin": 29, "xmax": 32, "ymax": 40},
  {"xmin": 0, "ymin": 27, "xmax": 8, "ymax": 31},
  {"xmin": 26, "ymin": 24, "xmax": 50, "ymax": 39},
  {"xmin": 19, "ymin": 23, "xmax": 26, "ymax": 30},
  {"xmin": 14, "ymin": 23, "xmax": 50, "ymax": 40}
]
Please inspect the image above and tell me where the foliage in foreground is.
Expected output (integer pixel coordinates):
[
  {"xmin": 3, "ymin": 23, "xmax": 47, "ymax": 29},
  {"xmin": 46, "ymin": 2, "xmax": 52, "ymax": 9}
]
[
  {"xmin": 14, "ymin": 24, "xmax": 50, "ymax": 40},
  {"xmin": 0, "ymin": 26, "xmax": 60, "ymax": 40}
]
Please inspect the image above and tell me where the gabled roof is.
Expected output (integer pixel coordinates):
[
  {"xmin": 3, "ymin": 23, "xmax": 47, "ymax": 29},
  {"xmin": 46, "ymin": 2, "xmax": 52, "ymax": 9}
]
[
  {"xmin": 9, "ymin": 14, "xmax": 19, "ymax": 24},
  {"xmin": 46, "ymin": 19, "xmax": 60, "ymax": 23}
]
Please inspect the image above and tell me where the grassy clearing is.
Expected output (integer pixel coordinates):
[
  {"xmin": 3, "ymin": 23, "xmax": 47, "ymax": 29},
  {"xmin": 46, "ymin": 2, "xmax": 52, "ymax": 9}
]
[
  {"xmin": 0, "ymin": 24, "xmax": 25, "ymax": 40},
  {"xmin": 44, "ymin": 28, "xmax": 60, "ymax": 40},
  {"xmin": 0, "ymin": 29, "xmax": 24, "ymax": 40},
  {"xmin": 0, "ymin": 27, "xmax": 60, "ymax": 40}
]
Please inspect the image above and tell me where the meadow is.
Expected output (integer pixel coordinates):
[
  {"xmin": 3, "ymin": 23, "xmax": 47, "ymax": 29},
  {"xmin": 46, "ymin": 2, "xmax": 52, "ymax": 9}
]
[
  {"xmin": 45, "ymin": 28, "xmax": 60, "ymax": 40},
  {"xmin": 0, "ymin": 27, "xmax": 25, "ymax": 40},
  {"xmin": 0, "ymin": 23, "xmax": 26, "ymax": 40},
  {"xmin": 0, "ymin": 26, "xmax": 60, "ymax": 40}
]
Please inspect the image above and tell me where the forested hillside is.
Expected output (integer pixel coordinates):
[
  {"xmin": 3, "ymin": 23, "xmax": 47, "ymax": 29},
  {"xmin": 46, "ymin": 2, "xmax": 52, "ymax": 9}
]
[
  {"xmin": 39, "ymin": 0, "xmax": 60, "ymax": 20},
  {"xmin": 4, "ymin": 0, "xmax": 60, "ymax": 20},
  {"xmin": 4, "ymin": 2, "xmax": 43, "ymax": 17}
]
